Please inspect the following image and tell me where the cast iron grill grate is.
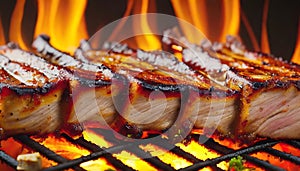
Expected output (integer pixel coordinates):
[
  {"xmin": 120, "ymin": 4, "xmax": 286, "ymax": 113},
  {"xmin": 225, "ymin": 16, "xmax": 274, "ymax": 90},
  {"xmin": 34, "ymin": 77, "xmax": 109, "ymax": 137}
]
[{"xmin": 0, "ymin": 128, "xmax": 300, "ymax": 171}]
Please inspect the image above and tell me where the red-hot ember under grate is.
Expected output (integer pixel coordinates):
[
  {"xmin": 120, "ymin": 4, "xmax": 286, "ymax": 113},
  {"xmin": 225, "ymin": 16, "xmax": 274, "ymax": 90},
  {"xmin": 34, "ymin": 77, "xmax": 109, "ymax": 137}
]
[{"xmin": 1, "ymin": 129, "xmax": 300, "ymax": 171}]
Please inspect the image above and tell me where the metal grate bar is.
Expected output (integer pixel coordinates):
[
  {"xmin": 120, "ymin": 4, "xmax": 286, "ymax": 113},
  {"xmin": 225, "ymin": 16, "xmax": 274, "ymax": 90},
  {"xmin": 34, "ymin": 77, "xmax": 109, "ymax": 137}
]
[
  {"xmin": 128, "ymin": 146, "xmax": 175, "ymax": 171},
  {"xmin": 0, "ymin": 131, "xmax": 297, "ymax": 171},
  {"xmin": 199, "ymin": 135, "xmax": 284, "ymax": 171},
  {"xmin": 13, "ymin": 135, "xmax": 86, "ymax": 171},
  {"xmin": 89, "ymin": 128, "xmax": 175, "ymax": 170},
  {"xmin": 42, "ymin": 142, "xmax": 135, "ymax": 171},
  {"xmin": 152, "ymin": 137, "xmax": 222, "ymax": 171},
  {"xmin": 178, "ymin": 135, "xmax": 284, "ymax": 171},
  {"xmin": 0, "ymin": 150, "xmax": 18, "ymax": 169},
  {"xmin": 263, "ymin": 147, "xmax": 300, "ymax": 165},
  {"xmin": 286, "ymin": 140, "xmax": 300, "ymax": 149},
  {"xmin": 61, "ymin": 133, "xmax": 135, "ymax": 171}
]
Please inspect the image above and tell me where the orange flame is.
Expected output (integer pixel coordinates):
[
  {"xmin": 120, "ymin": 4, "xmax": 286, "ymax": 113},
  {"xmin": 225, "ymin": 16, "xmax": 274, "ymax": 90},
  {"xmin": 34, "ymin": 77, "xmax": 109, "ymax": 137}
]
[
  {"xmin": 171, "ymin": 0, "xmax": 240, "ymax": 43},
  {"xmin": 9, "ymin": 0, "xmax": 28, "ymax": 50},
  {"xmin": 261, "ymin": 0, "xmax": 270, "ymax": 53},
  {"xmin": 34, "ymin": 134, "xmax": 115, "ymax": 170},
  {"xmin": 171, "ymin": 0, "xmax": 208, "ymax": 43},
  {"xmin": 240, "ymin": 9, "xmax": 260, "ymax": 51},
  {"xmin": 0, "ymin": 18, "xmax": 5, "ymax": 45},
  {"xmin": 132, "ymin": 0, "xmax": 161, "ymax": 50},
  {"xmin": 34, "ymin": 0, "xmax": 88, "ymax": 53},
  {"xmin": 291, "ymin": 20, "xmax": 300, "ymax": 64},
  {"xmin": 220, "ymin": 0, "xmax": 240, "ymax": 42}
]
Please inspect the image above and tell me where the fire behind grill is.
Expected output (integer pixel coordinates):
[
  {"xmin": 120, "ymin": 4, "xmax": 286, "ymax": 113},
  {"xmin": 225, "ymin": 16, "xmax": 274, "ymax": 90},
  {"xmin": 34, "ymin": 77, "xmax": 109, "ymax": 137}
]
[{"xmin": 1, "ymin": 128, "xmax": 300, "ymax": 171}]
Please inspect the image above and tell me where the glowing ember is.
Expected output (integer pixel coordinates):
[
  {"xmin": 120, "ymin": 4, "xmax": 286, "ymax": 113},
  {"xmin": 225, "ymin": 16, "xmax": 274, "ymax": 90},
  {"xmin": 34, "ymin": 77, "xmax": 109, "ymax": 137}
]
[
  {"xmin": 140, "ymin": 144, "xmax": 192, "ymax": 169},
  {"xmin": 33, "ymin": 135, "xmax": 115, "ymax": 170},
  {"xmin": 113, "ymin": 151, "xmax": 156, "ymax": 171},
  {"xmin": 176, "ymin": 140, "xmax": 228, "ymax": 170},
  {"xmin": 0, "ymin": 138, "xmax": 23, "ymax": 171}
]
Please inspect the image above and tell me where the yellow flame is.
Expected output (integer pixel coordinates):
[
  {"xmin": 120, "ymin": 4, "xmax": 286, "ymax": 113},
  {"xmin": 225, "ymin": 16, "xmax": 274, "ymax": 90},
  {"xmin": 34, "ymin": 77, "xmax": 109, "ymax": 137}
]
[
  {"xmin": 140, "ymin": 144, "xmax": 192, "ymax": 169},
  {"xmin": 132, "ymin": 0, "xmax": 161, "ymax": 50},
  {"xmin": 220, "ymin": 0, "xmax": 240, "ymax": 42},
  {"xmin": 34, "ymin": 134, "xmax": 115, "ymax": 171},
  {"xmin": 9, "ymin": 0, "xmax": 28, "ymax": 49},
  {"xmin": 177, "ymin": 140, "xmax": 228, "ymax": 170},
  {"xmin": 171, "ymin": 0, "xmax": 240, "ymax": 43},
  {"xmin": 34, "ymin": 0, "xmax": 88, "ymax": 53},
  {"xmin": 291, "ymin": 20, "xmax": 300, "ymax": 64},
  {"xmin": 114, "ymin": 151, "xmax": 156, "ymax": 171},
  {"xmin": 171, "ymin": 0, "xmax": 207, "ymax": 43},
  {"xmin": 0, "ymin": 18, "xmax": 5, "ymax": 45}
]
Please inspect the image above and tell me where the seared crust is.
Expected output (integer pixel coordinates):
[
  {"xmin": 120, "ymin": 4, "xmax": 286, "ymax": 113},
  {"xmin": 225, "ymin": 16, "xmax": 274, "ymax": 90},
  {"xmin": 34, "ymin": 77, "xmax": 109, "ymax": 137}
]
[
  {"xmin": 75, "ymin": 41, "xmax": 239, "ymax": 135},
  {"xmin": 1, "ymin": 31, "xmax": 299, "ymax": 140},
  {"xmin": 0, "ymin": 54, "xmax": 69, "ymax": 138},
  {"xmin": 32, "ymin": 36, "xmax": 123, "ymax": 133},
  {"xmin": 163, "ymin": 29, "xmax": 300, "ymax": 139},
  {"xmin": 33, "ymin": 35, "xmax": 113, "ymax": 84}
]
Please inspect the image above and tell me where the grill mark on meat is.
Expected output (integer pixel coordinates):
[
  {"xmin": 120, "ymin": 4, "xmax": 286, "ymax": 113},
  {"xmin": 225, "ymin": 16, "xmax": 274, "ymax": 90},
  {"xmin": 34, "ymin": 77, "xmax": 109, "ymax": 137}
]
[
  {"xmin": 0, "ymin": 55, "xmax": 48, "ymax": 87},
  {"xmin": 33, "ymin": 35, "xmax": 114, "ymax": 83},
  {"xmin": 75, "ymin": 41, "xmax": 239, "ymax": 135},
  {"xmin": 163, "ymin": 28, "xmax": 300, "ymax": 139},
  {"xmin": 0, "ymin": 31, "xmax": 299, "ymax": 140},
  {"xmin": 0, "ymin": 55, "xmax": 68, "ymax": 137}
]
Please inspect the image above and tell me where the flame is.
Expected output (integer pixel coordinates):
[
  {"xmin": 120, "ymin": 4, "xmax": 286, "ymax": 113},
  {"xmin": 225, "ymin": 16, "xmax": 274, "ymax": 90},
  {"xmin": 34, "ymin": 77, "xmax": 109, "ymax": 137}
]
[
  {"xmin": 261, "ymin": 0, "xmax": 270, "ymax": 53},
  {"xmin": 220, "ymin": 0, "xmax": 240, "ymax": 42},
  {"xmin": 240, "ymin": 9, "xmax": 260, "ymax": 51},
  {"xmin": 9, "ymin": 0, "xmax": 28, "ymax": 50},
  {"xmin": 177, "ymin": 140, "xmax": 228, "ymax": 170},
  {"xmin": 34, "ymin": 0, "xmax": 88, "ymax": 53},
  {"xmin": 132, "ymin": 0, "xmax": 161, "ymax": 50},
  {"xmin": 33, "ymin": 134, "xmax": 115, "ymax": 170},
  {"xmin": 140, "ymin": 144, "xmax": 192, "ymax": 169},
  {"xmin": 0, "ymin": 18, "xmax": 5, "ymax": 45},
  {"xmin": 171, "ymin": 0, "xmax": 207, "ymax": 43},
  {"xmin": 171, "ymin": 0, "xmax": 240, "ymax": 43},
  {"xmin": 291, "ymin": 21, "xmax": 300, "ymax": 64}
]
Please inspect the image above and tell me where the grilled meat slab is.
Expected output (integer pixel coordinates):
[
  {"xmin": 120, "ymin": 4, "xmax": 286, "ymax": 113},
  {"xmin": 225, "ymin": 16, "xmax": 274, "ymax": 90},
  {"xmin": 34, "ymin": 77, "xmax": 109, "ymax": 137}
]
[
  {"xmin": 0, "ymin": 50, "xmax": 68, "ymax": 138},
  {"xmin": 0, "ymin": 31, "xmax": 299, "ymax": 140},
  {"xmin": 32, "ymin": 35, "xmax": 119, "ymax": 127},
  {"xmin": 52, "ymin": 38, "xmax": 197, "ymax": 132},
  {"xmin": 163, "ymin": 28, "xmax": 300, "ymax": 139},
  {"xmin": 77, "ymin": 41, "xmax": 239, "ymax": 135}
]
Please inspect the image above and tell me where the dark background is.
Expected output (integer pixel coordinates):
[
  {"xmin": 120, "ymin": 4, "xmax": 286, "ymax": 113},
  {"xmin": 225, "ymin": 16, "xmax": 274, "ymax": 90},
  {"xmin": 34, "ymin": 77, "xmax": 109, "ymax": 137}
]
[{"xmin": 0, "ymin": 0, "xmax": 299, "ymax": 60}]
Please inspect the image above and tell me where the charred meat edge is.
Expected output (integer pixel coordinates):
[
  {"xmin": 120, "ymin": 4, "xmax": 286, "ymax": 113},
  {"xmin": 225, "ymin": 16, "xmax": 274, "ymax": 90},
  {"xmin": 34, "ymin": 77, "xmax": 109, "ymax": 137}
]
[
  {"xmin": 0, "ymin": 54, "xmax": 68, "ymax": 138},
  {"xmin": 75, "ymin": 40, "xmax": 239, "ymax": 136},
  {"xmin": 163, "ymin": 29, "xmax": 300, "ymax": 139}
]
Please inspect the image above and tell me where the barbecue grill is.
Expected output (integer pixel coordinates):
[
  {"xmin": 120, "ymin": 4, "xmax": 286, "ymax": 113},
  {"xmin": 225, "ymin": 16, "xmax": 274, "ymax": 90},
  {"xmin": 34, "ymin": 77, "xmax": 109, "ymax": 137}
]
[
  {"xmin": 0, "ymin": 1, "xmax": 300, "ymax": 170},
  {"xmin": 1, "ymin": 128, "xmax": 300, "ymax": 170}
]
